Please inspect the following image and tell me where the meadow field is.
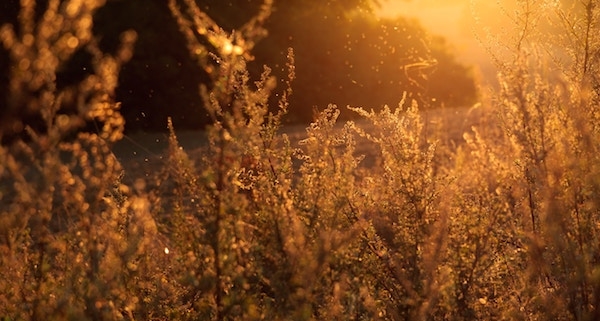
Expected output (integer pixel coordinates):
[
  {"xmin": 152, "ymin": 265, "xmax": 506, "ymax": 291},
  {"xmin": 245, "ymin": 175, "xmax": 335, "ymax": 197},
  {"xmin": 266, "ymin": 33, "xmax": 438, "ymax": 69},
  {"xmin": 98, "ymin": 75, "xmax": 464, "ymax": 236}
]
[{"xmin": 1, "ymin": 1, "xmax": 599, "ymax": 320}]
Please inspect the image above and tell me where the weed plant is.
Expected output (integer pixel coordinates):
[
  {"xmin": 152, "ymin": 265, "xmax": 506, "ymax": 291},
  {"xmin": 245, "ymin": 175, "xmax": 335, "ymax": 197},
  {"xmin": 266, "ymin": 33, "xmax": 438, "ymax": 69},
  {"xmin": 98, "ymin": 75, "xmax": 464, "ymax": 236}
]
[
  {"xmin": 0, "ymin": 0, "xmax": 143, "ymax": 319},
  {"xmin": 1, "ymin": 0, "xmax": 599, "ymax": 320}
]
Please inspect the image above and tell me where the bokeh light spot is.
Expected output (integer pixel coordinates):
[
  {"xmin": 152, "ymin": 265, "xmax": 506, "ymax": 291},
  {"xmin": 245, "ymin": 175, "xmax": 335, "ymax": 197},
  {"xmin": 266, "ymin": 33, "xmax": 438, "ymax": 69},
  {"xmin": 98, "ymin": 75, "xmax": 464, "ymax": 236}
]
[{"xmin": 67, "ymin": 36, "xmax": 79, "ymax": 49}]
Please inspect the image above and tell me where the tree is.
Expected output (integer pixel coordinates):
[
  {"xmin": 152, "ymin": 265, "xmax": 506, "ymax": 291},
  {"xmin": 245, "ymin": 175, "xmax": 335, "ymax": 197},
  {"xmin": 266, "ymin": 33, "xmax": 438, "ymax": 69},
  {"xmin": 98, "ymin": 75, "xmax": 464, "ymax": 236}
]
[
  {"xmin": 1, "ymin": 0, "xmax": 477, "ymax": 132},
  {"xmin": 252, "ymin": 1, "xmax": 477, "ymax": 122}
]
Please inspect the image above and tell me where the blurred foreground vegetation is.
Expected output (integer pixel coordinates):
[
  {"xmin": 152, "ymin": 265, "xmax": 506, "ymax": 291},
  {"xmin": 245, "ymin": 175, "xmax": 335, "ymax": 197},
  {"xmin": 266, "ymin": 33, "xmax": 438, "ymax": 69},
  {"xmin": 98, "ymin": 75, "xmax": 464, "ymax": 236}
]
[{"xmin": 1, "ymin": 0, "xmax": 599, "ymax": 320}]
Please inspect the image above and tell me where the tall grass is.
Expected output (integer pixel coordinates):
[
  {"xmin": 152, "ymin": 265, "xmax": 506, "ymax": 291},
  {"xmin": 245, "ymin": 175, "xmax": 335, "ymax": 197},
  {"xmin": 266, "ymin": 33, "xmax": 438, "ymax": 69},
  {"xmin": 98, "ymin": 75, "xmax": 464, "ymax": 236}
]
[
  {"xmin": 1, "ymin": 0, "xmax": 599, "ymax": 320},
  {"xmin": 0, "ymin": 0, "xmax": 141, "ymax": 319}
]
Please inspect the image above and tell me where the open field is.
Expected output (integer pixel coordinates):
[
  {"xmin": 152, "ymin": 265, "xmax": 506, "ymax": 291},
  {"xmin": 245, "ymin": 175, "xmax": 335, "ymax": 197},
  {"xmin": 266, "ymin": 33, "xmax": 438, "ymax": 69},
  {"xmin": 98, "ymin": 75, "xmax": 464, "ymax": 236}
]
[
  {"xmin": 2, "ymin": 0, "xmax": 599, "ymax": 320},
  {"xmin": 113, "ymin": 105, "xmax": 489, "ymax": 182}
]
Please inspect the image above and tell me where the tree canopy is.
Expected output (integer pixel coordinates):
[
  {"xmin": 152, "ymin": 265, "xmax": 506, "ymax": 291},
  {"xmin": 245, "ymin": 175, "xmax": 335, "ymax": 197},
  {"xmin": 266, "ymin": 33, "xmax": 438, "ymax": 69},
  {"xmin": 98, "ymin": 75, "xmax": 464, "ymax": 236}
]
[{"xmin": 1, "ymin": 0, "xmax": 477, "ymax": 132}]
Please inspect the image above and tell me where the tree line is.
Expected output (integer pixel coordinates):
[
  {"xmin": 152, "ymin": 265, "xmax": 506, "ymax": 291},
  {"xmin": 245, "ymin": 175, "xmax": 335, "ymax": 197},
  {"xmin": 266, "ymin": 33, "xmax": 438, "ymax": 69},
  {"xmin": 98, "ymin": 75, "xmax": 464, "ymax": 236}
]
[{"xmin": 0, "ymin": 0, "xmax": 477, "ymax": 133}]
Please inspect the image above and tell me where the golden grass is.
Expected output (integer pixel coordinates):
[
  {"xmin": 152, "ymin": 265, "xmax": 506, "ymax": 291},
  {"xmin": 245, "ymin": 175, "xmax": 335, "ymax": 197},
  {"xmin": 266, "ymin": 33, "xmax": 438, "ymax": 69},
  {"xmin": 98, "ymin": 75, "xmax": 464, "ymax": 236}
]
[{"xmin": 1, "ymin": 0, "xmax": 599, "ymax": 320}]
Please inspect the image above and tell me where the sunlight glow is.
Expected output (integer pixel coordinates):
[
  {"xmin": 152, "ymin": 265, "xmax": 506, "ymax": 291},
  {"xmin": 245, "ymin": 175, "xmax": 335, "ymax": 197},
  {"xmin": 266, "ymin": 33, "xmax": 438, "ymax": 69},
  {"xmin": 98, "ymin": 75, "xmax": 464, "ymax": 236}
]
[
  {"xmin": 376, "ymin": 0, "xmax": 474, "ymax": 59},
  {"xmin": 376, "ymin": 0, "xmax": 519, "ymax": 84}
]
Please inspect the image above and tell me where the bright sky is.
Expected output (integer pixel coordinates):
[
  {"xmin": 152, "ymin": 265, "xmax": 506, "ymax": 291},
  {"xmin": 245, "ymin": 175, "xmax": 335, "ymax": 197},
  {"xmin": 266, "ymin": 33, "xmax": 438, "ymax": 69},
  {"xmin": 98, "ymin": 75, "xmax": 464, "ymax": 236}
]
[
  {"xmin": 376, "ymin": 0, "xmax": 507, "ymax": 84},
  {"xmin": 377, "ymin": 0, "xmax": 467, "ymax": 41}
]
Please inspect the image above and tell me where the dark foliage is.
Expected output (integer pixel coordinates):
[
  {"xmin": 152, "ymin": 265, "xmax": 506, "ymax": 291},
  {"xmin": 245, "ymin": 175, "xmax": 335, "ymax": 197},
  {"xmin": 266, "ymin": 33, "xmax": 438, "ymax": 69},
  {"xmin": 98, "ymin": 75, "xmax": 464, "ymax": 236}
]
[{"xmin": 1, "ymin": 0, "xmax": 476, "ymax": 132}]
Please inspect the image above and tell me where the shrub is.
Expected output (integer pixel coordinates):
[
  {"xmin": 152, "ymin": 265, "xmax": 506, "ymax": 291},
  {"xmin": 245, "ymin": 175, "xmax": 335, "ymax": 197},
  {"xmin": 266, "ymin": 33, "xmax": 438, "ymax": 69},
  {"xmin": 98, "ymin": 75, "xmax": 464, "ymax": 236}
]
[
  {"xmin": 0, "ymin": 0, "xmax": 147, "ymax": 320},
  {"xmin": 2, "ymin": 0, "xmax": 600, "ymax": 320}
]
